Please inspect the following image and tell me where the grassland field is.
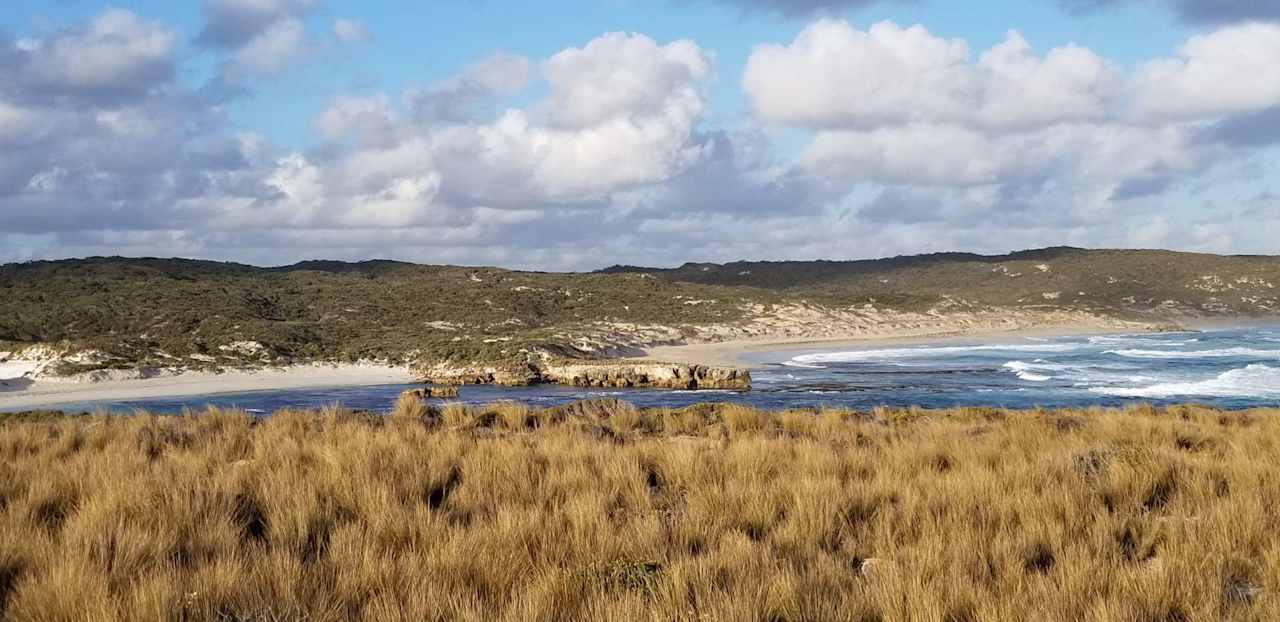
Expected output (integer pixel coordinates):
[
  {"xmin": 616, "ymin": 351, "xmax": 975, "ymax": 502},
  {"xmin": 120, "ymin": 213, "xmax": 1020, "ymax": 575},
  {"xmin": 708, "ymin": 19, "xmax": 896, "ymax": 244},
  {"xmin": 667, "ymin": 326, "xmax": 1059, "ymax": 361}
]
[{"xmin": 0, "ymin": 397, "xmax": 1277, "ymax": 621}]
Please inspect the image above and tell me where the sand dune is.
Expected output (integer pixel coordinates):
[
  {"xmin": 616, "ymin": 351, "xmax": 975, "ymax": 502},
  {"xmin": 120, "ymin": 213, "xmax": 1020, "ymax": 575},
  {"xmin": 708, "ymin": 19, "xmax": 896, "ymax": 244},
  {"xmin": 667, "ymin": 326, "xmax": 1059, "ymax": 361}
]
[{"xmin": 0, "ymin": 364, "xmax": 411, "ymax": 411}]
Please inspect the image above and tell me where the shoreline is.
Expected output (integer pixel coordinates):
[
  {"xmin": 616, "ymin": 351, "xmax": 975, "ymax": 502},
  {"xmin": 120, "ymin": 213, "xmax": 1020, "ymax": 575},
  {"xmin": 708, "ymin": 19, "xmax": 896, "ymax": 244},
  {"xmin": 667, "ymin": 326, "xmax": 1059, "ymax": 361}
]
[
  {"xmin": 640, "ymin": 324, "xmax": 1162, "ymax": 368},
  {"xmin": 0, "ymin": 364, "xmax": 413, "ymax": 412},
  {"xmin": 644, "ymin": 316, "xmax": 1280, "ymax": 368},
  {"xmin": 4, "ymin": 318, "xmax": 1276, "ymax": 412}
]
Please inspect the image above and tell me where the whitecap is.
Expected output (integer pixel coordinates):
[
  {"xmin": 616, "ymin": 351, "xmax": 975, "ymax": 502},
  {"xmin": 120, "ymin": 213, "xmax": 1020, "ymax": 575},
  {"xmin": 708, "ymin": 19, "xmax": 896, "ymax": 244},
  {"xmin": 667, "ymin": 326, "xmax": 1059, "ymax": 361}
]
[
  {"xmin": 1088, "ymin": 335, "xmax": 1199, "ymax": 347},
  {"xmin": 1105, "ymin": 347, "xmax": 1280, "ymax": 360},
  {"xmin": 792, "ymin": 342, "xmax": 1083, "ymax": 364},
  {"xmin": 1090, "ymin": 364, "xmax": 1280, "ymax": 399},
  {"xmin": 781, "ymin": 360, "xmax": 825, "ymax": 369},
  {"xmin": 1001, "ymin": 361, "xmax": 1052, "ymax": 382}
]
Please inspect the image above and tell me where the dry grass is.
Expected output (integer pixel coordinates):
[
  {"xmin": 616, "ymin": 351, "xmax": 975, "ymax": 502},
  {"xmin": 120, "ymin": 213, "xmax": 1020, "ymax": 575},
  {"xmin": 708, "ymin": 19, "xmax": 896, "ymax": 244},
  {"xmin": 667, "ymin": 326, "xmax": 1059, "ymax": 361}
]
[{"xmin": 0, "ymin": 399, "xmax": 1278, "ymax": 621}]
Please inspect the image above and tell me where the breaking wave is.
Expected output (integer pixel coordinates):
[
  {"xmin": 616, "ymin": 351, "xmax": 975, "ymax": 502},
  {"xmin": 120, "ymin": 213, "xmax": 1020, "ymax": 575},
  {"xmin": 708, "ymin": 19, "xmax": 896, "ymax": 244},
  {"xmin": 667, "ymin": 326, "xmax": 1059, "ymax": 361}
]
[
  {"xmin": 1091, "ymin": 365, "xmax": 1280, "ymax": 399},
  {"xmin": 1105, "ymin": 347, "xmax": 1280, "ymax": 360},
  {"xmin": 1088, "ymin": 334, "xmax": 1199, "ymax": 346},
  {"xmin": 1002, "ymin": 361, "xmax": 1052, "ymax": 382},
  {"xmin": 792, "ymin": 343, "xmax": 1083, "ymax": 364}
]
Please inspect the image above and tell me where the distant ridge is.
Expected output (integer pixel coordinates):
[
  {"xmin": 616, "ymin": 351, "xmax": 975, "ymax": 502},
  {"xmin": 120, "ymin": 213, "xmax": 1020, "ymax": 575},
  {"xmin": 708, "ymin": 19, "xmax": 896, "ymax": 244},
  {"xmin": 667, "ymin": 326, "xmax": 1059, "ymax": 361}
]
[{"xmin": 2, "ymin": 247, "xmax": 1277, "ymax": 377}]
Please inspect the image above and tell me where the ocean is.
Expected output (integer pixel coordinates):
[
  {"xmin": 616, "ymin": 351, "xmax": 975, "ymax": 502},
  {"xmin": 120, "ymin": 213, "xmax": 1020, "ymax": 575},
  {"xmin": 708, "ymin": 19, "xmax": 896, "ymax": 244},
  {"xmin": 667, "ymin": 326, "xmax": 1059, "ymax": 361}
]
[{"xmin": 24, "ymin": 325, "xmax": 1280, "ymax": 414}]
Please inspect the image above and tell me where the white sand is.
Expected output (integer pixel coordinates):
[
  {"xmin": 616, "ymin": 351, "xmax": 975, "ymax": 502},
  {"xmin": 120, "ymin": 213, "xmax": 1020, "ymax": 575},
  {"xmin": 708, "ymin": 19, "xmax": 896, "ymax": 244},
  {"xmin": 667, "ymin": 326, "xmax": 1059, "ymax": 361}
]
[
  {"xmin": 0, "ymin": 360, "xmax": 42, "ymax": 381},
  {"xmin": 0, "ymin": 364, "xmax": 413, "ymax": 411},
  {"xmin": 641, "ymin": 325, "xmax": 1143, "ymax": 368}
]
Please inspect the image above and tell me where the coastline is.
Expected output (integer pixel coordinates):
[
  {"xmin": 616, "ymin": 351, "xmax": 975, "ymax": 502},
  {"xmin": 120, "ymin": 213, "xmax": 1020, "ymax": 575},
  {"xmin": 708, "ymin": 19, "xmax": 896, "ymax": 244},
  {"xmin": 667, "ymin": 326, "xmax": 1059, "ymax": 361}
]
[
  {"xmin": 641, "ymin": 324, "xmax": 1162, "ymax": 368},
  {"xmin": 0, "ymin": 363, "xmax": 413, "ymax": 411},
  {"xmin": 5, "ymin": 317, "xmax": 1275, "ymax": 412}
]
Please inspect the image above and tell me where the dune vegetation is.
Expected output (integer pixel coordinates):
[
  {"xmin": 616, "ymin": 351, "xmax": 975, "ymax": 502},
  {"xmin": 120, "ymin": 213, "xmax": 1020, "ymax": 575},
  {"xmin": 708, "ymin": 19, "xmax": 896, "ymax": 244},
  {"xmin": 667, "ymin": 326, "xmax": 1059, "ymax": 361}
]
[
  {"xmin": 4, "ymin": 248, "xmax": 1279, "ymax": 378},
  {"xmin": 0, "ymin": 397, "xmax": 1277, "ymax": 621}
]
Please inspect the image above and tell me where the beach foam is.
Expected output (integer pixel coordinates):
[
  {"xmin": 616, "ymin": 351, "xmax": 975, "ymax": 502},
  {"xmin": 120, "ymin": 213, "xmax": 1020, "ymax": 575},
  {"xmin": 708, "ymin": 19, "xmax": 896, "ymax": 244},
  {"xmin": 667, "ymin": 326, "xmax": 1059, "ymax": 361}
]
[
  {"xmin": 792, "ymin": 342, "xmax": 1083, "ymax": 364},
  {"xmin": 1105, "ymin": 347, "xmax": 1280, "ymax": 360},
  {"xmin": 1088, "ymin": 335, "xmax": 1198, "ymax": 346},
  {"xmin": 1091, "ymin": 364, "xmax": 1280, "ymax": 399}
]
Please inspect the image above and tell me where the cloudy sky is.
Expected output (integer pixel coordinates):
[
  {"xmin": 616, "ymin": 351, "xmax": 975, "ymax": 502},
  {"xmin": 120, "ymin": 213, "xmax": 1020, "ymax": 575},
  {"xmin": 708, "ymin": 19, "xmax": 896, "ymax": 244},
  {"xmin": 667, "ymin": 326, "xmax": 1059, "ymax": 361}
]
[{"xmin": 2, "ymin": 0, "xmax": 1278, "ymax": 269}]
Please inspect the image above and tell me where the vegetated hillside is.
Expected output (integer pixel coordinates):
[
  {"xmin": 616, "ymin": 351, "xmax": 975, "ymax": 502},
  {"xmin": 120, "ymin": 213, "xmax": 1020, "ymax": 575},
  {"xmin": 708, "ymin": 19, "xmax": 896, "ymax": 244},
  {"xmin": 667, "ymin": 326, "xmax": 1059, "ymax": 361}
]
[
  {"xmin": 0, "ymin": 257, "xmax": 771, "ymax": 371},
  {"xmin": 0, "ymin": 401, "xmax": 1276, "ymax": 619},
  {"xmin": 1, "ymin": 248, "xmax": 1277, "ymax": 373},
  {"xmin": 604, "ymin": 247, "xmax": 1280, "ymax": 318}
]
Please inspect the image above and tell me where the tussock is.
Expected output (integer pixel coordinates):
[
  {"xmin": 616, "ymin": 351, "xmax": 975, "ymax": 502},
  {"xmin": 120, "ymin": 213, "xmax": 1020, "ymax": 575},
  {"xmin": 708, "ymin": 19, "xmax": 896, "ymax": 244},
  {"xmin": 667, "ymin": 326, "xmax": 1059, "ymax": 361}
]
[{"xmin": 0, "ymin": 401, "xmax": 1278, "ymax": 620}]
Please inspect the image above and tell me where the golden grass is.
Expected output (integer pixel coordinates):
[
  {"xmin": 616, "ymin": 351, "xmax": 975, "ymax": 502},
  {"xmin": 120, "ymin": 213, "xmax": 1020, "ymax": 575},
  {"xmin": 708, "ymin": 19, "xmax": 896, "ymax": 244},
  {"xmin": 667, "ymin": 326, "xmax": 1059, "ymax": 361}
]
[{"xmin": 0, "ymin": 399, "xmax": 1278, "ymax": 621}]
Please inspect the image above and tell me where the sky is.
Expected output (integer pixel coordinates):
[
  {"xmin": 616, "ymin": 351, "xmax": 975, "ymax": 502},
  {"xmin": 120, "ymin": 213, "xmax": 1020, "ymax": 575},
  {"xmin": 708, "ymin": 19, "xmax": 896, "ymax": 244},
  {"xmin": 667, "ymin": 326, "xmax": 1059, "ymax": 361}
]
[{"xmin": 1, "ymin": 0, "xmax": 1278, "ymax": 270}]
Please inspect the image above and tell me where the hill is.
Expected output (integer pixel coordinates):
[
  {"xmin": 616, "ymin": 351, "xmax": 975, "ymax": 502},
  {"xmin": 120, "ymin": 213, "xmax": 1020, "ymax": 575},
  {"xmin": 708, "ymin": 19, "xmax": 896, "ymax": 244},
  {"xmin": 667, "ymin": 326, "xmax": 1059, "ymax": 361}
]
[
  {"xmin": 1, "ymin": 248, "xmax": 1277, "ymax": 377},
  {"xmin": 604, "ymin": 247, "xmax": 1280, "ymax": 314}
]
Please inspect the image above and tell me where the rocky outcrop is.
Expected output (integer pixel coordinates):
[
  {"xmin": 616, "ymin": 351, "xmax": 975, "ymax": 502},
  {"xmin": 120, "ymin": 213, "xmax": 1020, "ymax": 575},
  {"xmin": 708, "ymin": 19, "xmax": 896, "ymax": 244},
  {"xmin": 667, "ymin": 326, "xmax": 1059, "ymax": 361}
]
[
  {"xmin": 411, "ymin": 360, "xmax": 750, "ymax": 391},
  {"xmin": 401, "ymin": 386, "xmax": 460, "ymax": 400},
  {"xmin": 412, "ymin": 362, "xmax": 542, "ymax": 387},
  {"xmin": 542, "ymin": 363, "xmax": 750, "ymax": 390}
]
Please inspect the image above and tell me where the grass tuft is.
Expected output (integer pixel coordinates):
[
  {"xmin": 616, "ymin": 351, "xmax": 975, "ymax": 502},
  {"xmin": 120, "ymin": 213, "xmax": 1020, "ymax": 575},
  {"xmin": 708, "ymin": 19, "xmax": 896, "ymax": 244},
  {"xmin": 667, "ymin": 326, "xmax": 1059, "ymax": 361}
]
[{"xmin": 0, "ymin": 401, "xmax": 1276, "ymax": 619}]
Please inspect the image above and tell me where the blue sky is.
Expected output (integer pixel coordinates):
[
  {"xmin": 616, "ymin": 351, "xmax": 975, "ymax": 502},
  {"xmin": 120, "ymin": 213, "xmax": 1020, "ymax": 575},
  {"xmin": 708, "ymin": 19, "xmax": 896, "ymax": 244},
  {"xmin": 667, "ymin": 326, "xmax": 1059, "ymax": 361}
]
[
  {"xmin": 1, "ymin": 0, "xmax": 1278, "ymax": 268},
  {"xmin": 2, "ymin": 0, "xmax": 1195, "ymax": 147}
]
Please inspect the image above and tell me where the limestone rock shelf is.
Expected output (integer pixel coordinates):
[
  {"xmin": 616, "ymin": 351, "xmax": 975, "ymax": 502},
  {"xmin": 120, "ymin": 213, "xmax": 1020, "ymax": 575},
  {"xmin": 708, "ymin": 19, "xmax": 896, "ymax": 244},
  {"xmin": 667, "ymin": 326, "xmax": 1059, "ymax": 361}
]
[{"xmin": 411, "ymin": 361, "xmax": 751, "ymax": 391}]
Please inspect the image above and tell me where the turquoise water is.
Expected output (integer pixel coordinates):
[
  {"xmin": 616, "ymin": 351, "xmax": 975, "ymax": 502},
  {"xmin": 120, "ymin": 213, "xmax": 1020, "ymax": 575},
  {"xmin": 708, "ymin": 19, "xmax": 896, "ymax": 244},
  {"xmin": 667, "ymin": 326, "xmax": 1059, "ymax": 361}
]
[{"xmin": 17, "ymin": 326, "xmax": 1280, "ymax": 414}]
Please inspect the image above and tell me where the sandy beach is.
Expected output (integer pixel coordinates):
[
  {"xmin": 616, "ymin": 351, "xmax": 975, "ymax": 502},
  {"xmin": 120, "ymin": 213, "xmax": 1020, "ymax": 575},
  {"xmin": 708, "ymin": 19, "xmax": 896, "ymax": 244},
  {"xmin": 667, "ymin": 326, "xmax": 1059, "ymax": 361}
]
[
  {"xmin": 641, "ymin": 324, "xmax": 1158, "ymax": 368},
  {"xmin": 5, "ymin": 318, "xmax": 1254, "ymax": 412},
  {"xmin": 0, "ymin": 364, "xmax": 413, "ymax": 411}
]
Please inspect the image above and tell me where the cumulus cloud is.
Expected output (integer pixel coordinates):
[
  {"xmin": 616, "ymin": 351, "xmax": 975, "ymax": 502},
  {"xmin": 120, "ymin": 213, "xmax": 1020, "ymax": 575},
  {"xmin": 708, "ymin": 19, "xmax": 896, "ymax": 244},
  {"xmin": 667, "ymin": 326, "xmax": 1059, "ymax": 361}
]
[
  {"xmin": 225, "ymin": 17, "xmax": 308, "ymax": 78},
  {"xmin": 198, "ymin": 0, "xmax": 317, "ymax": 48},
  {"xmin": 740, "ymin": 17, "xmax": 1280, "ymax": 259},
  {"xmin": 0, "ymin": 9, "xmax": 266, "ymax": 236},
  {"xmin": 1198, "ymin": 106, "xmax": 1280, "ymax": 147},
  {"xmin": 6, "ymin": 9, "xmax": 176, "ymax": 100},
  {"xmin": 1129, "ymin": 23, "xmax": 1280, "ymax": 120},
  {"xmin": 303, "ymin": 33, "xmax": 715, "ymax": 213},
  {"xmin": 198, "ymin": 0, "xmax": 317, "ymax": 79},
  {"xmin": 407, "ymin": 52, "xmax": 532, "ymax": 123},
  {"xmin": 744, "ymin": 21, "xmax": 972, "ymax": 129},
  {"xmin": 541, "ymin": 33, "xmax": 710, "ymax": 129},
  {"xmin": 711, "ymin": 0, "xmax": 1280, "ymax": 24},
  {"xmin": 744, "ymin": 20, "xmax": 1115, "ymax": 131},
  {"xmin": 4, "ymin": 9, "xmax": 1280, "ymax": 269}
]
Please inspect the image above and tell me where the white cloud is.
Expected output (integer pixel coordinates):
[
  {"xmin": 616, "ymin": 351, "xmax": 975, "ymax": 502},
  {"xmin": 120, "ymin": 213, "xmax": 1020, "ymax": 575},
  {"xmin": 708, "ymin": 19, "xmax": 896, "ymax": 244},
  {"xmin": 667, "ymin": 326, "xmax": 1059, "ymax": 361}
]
[
  {"xmin": 20, "ymin": 9, "xmax": 176, "ymax": 95},
  {"xmin": 197, "ymin": 0, "xmax": 319, "ymax": 81},
  {"xmin": 199, "ymin": 0, "xmax": 317, "ymax": 48},
  {"xmin": 408, "ymin": 52, "xmax": 532, "ymax": 123},
  {"xmin": 802, "ymin": 121, "xmax": 1197, "ymax": 189},
  {"xmin": 744, "ymin": 20, "xmax": 1115, "ymax": 131},
  {"xmin": 541, "ymin": 33, "xmax": 711, "ymax": 129},
  {"xmin": 333, "ymin": 19, "xmax": 371, "ymax": 44},
  {"xmin": 1130, "ymin": 23, "xmax": 1280, "ymax": 121},
  {"xmin": 744, "ymin": 20, "xmax": 971, "ymax": 129},
  {"xmin": 314, "ymin": 93, "xmax": 398, "ymax": 146},
  {"xmin": 5, "ymin": 10, "xmax": 1280, "ymax": 270},
  {"xmin": 226, "ymin": 17, "xmax": 308, "ymax": 78},
  {"xmin": 305, "ymin": 33, "xmax": 713, "ymax": 211},
  {"xmin": 975, "ymin": 32, "xmax": 1115, "ymax": 130},
  {"xmin": 730, "ymin": 18, "xmax": 1280, "ymax": 264}
]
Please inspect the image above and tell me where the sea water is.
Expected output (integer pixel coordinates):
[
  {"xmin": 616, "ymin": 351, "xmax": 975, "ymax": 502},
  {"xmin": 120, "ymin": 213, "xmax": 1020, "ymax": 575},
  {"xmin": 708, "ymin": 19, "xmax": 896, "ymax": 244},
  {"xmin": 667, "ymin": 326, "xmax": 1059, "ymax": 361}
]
[{"xmin": 17, "ymin": 326, "xmax": 1280, "ymax": 414}]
